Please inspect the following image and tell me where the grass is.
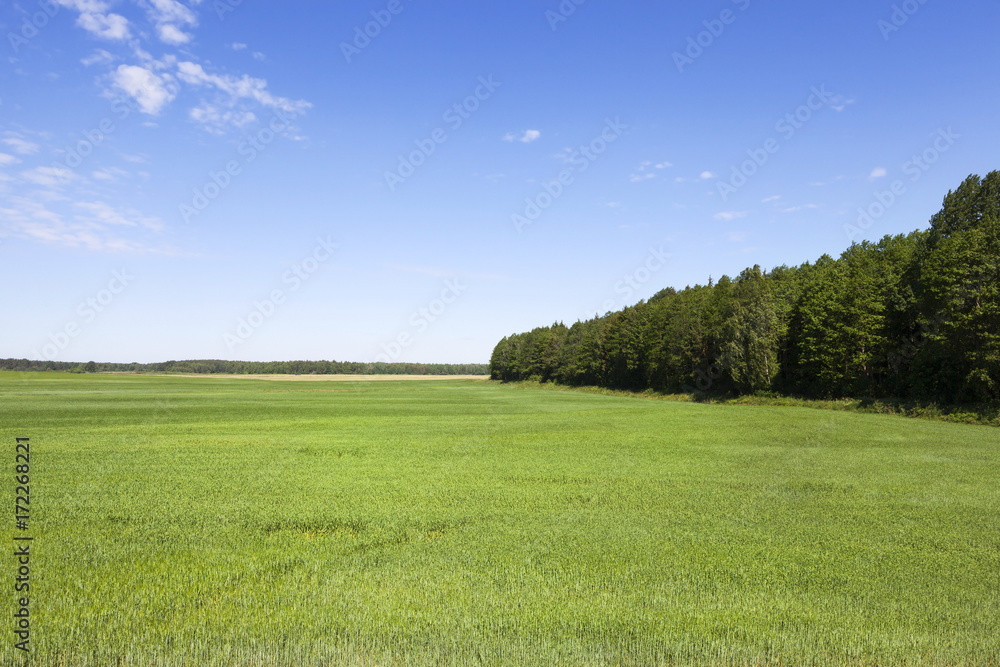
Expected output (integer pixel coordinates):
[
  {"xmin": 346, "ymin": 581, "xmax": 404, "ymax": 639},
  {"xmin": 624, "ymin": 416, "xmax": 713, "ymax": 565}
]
[
  {"xmin": 499, "ymin": 380, "xmax": 1000, "ymax": 428},
  {"xmin": 1, "ymin": 371, "xmax": 998, "ymax": 665}
]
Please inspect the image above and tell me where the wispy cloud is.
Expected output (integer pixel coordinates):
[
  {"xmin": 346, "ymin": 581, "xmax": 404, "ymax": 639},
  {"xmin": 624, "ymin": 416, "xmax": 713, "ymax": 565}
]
[
  {"xmin": 504, "ymin": 129, "xmax": 541, "ymax": 143},
  {"xmin": 22, "ymin": 166, "xmax": 78, "ymax": 187},
  {"xmin": 714, "ymin": 211, "xmax": 747, "ymax": 222},
  {"xmin": 387, "ymin": 264, "xmax": 454, "ymax": 278},
  {"xmin": 91, "ymin": 167, "xmax": 129, "ymax": 182},
  {"xmin": 56, "ymin": 0, "xmax": 132, "ymax": 41},
  {"xmin": 53, "ymin": 0, "xmax": 310, "ymax": 133},
  {"xmin": 629, "ymin": 160, "xmax": 672, "ymax": 182},
  {"xmin": 0, "ymin": 194, "xmax": 167, "ymax": 253},
  {"xmin": 81, "ymin": 49, "xmax": 116, "ymax": 67},
  {"xmin": 143, "ymin": 0, "xmax": 200, "ymax": 45},
  {"xmin": 0, "ymin": 129, "xmax": 171, "ymax": 253},
  {"xmin": 869, "ymin": 167, "xmax": 887, "ymax": 180},
  {"xmin": 553, "ymin": 148, "xmax": 574, "ymax": 163},
  {"xmin": 189, "ymin": 105, "xmax": 257, "ymax": 132},
  {"xmin": 3, "ymin": 133, "xmax": 40, "ymax": 155},
  {"xmin": 176, "ymin": 61, "xmax": 311, "ymax": 115},
  {"xmin": 630, "ymin": 173, "xmax": 655, "ymax": 182},
  {"xmin": 829, "ymin": 96, "xmax": 856, "ymax": 112},
  {"xmin": 74, "ymin": 200, "xmax": 163, "ymax": 230}
]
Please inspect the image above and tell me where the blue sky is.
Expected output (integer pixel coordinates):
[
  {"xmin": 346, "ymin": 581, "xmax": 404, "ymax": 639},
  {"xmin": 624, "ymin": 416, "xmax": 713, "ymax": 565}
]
[{"xmin": 2, "ymin": 0, "xmax": 998, "ymax": 364}]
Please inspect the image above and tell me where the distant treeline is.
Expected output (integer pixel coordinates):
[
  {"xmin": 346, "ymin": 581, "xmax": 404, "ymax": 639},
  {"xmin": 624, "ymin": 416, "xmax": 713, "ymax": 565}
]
[
  {"xmin": 0, "ymin": 359, "xmax": 488, "ymax": 376},
  {"xmin": 490, "ymin": 172, "xmax": 1000, "ymax": 403}
]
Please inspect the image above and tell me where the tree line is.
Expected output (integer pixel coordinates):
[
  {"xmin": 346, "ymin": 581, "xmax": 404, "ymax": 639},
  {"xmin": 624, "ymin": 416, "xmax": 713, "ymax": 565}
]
[
  {"xmin": 490, "ymin": 173, "xmax": 999, "ymax": 403},
  {"xmin": 0, "ymin": 358, "xmax": 488, "ymax": 376}
]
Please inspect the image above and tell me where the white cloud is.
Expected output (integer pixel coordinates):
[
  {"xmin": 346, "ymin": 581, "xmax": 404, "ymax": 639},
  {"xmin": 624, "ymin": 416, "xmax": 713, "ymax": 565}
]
[
  {"xmin": 22, "ymin": 166, "xmax": 78, "ymax": 187},
  {"xmin": 869, "ymin": 167, "xmax": 887, "ymax": 180},
  {"xmin": 75, "ymin": 200, "xmax": 163, "ymax": 230},
  {"xmin": 0, "ymin": 197, "xmax": 64, "ymax": 234},
  {"xmin": 144, "ymin": 0, "xmax": 199, "ymax": 45},
  {"xmin": 830, "ymin": 97, "xmax": 856, "ymax": 113},
  {"xmin": 0, "ymin": 153, "xmax": 21, "ymax": 166},
  {"xmin": 631, "ymin": 160, "xmax": 671, "ymax": 181},
  {"xmin": 0, "ymin": 194, "xmax": 167, "ymax": 253},
  {"xmin": 158, "ymin": 23, "xmax": 191, "ymax": 45},
  {"xmin": 762, "ymin": 195, "xmax": 781, "ymax": 203},
  {"xmin": 112, "ymin": 64, "xmax": 176, "ymax": 115},
  {"xmin": 91, "ymin": 167, "xmax": 129, "ymax": 181},
  {"xmin": 147, "ymin": 0, "xmax": 198, "ymax": 25},
  {"xmin": 190, "ymin": 104, "xmax": 256, "ymax": 132},
  {"xmin": 54, "ymin": 1, "xmax": 310, "ymax": 135},
  {"xmin": 0, "ymin": 130, "xmax": 171, "ymax": 252},
  {"xmin": 504, "ymin": 130, "xmax": 540, "ymax": 143},
  {"xmin": 81, "ymin": 49, "xmax": 115, "ymax": 66},
  {"xmin": 630, "ymin": 172, "xmax": 655, "ymax": 183},
  {"xmin": 176, "ymin": 61, "xmax": 311, "ymax": 115},
  {"xmin": 3, "ymin": 134, "xmax": 40, "ymax": 155},
  {"xmin": 552, "ymin": 148, "xmax": 575, "ymax": 163},
  {"xmin": 714, "ymin": 211, "xmax": 748, "ymax": 222},
  {"xmin": 75, "ymin": 10, "xmax": 131, "ymax": 41},
  {"xmin": 700, "ymin": 171, "xmax": 716, "ymax": 180}
]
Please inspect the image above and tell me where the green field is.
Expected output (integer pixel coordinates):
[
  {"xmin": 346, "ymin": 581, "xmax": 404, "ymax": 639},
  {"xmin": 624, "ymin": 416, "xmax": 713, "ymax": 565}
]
[{"xmin": 2, "ymin": 372, "xmax": 998, "ymax": 666}]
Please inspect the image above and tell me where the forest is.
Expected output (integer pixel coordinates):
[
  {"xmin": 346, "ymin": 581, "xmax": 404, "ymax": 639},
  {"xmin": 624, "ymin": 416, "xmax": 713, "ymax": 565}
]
[
  {"xmin": 0, "ymin": 358, "xmax": 488, "ymax": 376},
  {"xmin": 490, "ymin": 173, "xmax": 999, "ymax": 403}
]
